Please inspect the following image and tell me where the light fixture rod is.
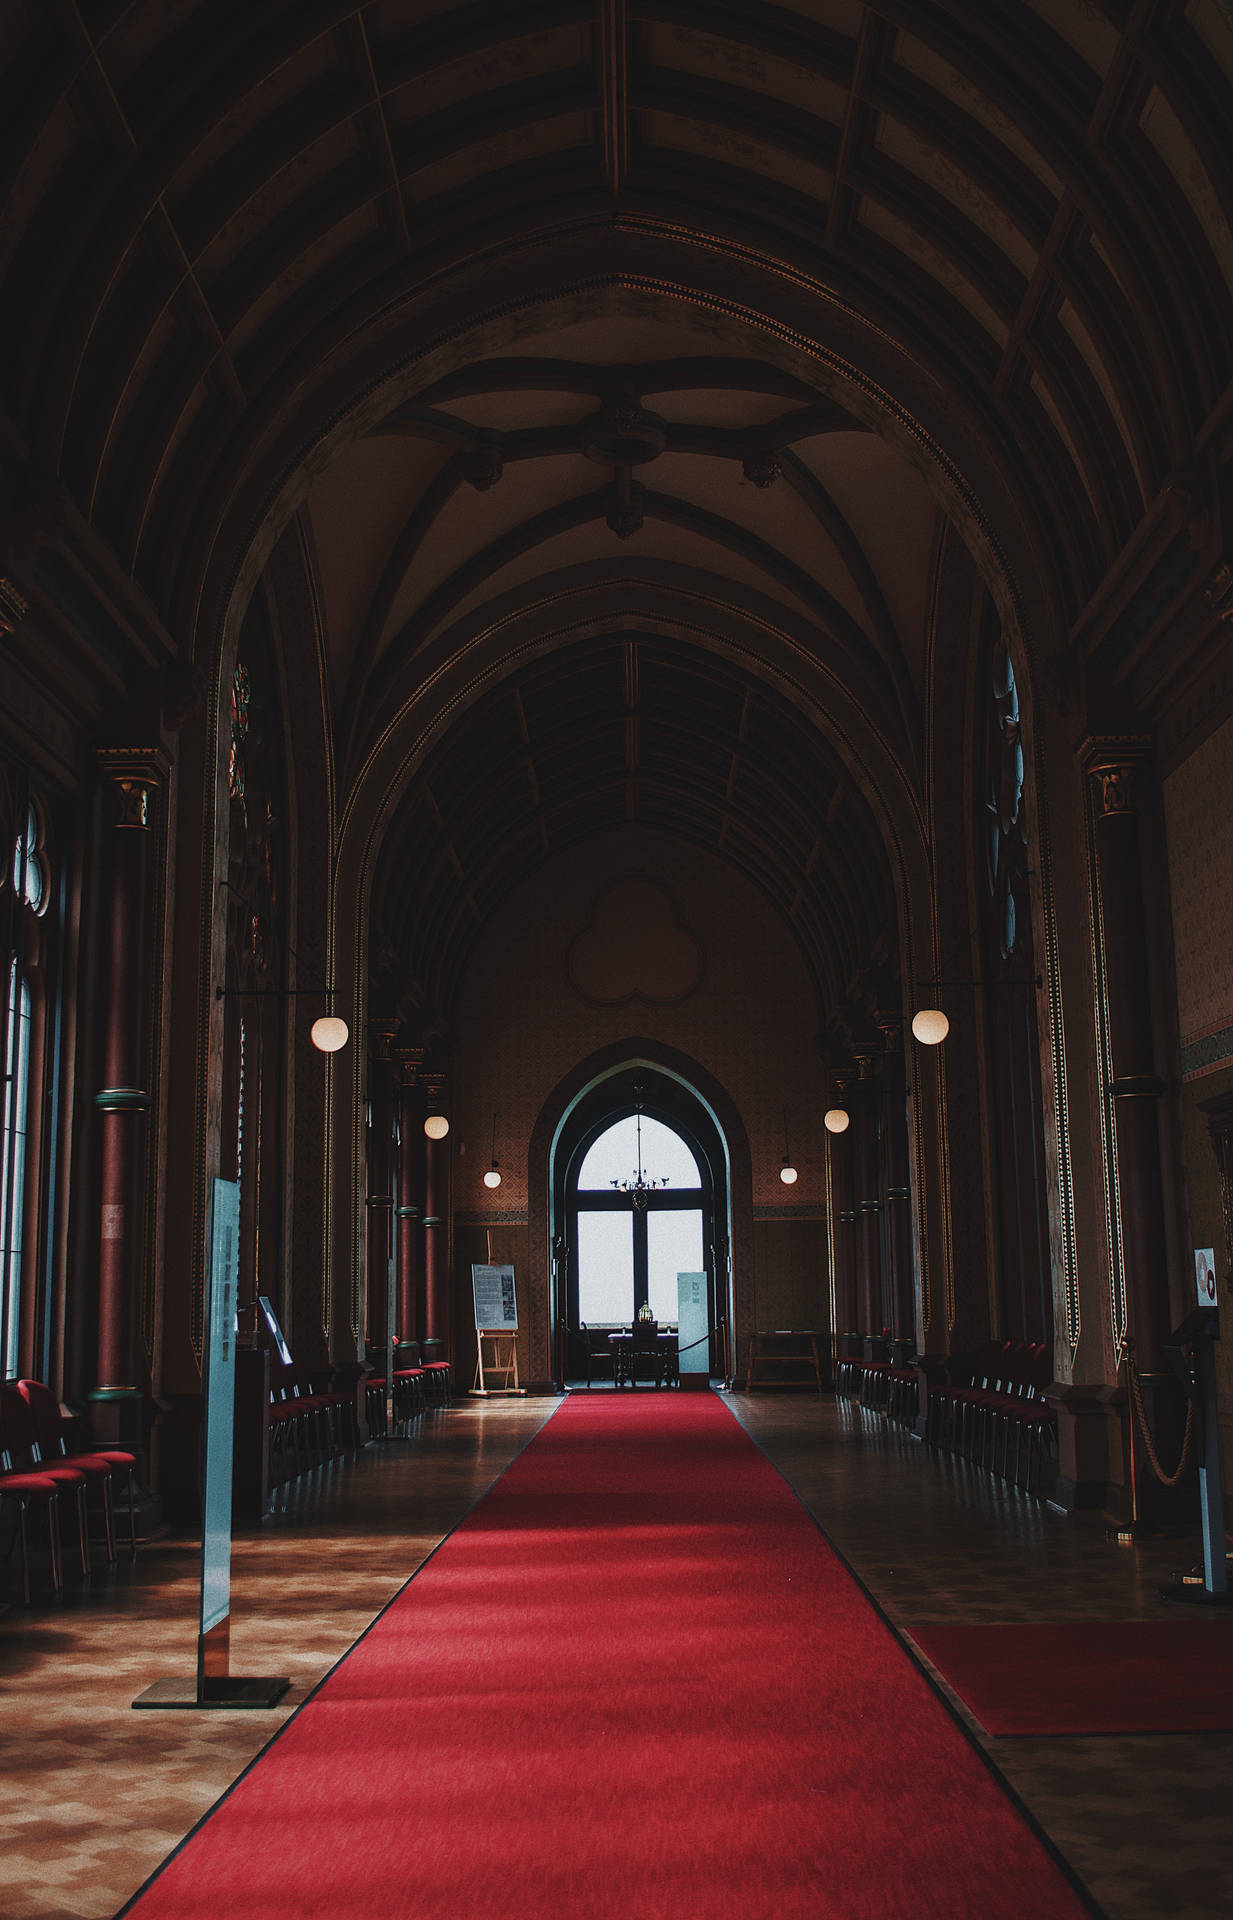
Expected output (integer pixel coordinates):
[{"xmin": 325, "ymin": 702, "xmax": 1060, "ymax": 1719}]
[
  {"xmin": 917, "ymin": 973, "xmax": 1041, "ymax": 990},
  {"xmin": 214, "ymin": 984, "xmax": 336, "ymax": 998}
]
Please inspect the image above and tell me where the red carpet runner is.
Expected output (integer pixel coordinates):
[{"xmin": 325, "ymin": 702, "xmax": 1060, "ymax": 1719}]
[{"xmin": 122, "ymin": 1392, "xmax": 1096, "ymax": 1920}]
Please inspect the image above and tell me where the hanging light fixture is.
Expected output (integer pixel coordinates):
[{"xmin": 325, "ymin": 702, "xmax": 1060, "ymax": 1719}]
[
  {"xmin": 214, "ymin": 979, "xmax": 348, "ymax": 1053},
  {"xmin": 911, "ymin": 966, "xmax": 1041, "ymax": 1046},
  {"xmin": 823, "ymin": 1105, "xmax": 850, "ymax": 1134},
  {"xmin": 779, "ymin": 1108, "xmax": 798, "ymax": 1184},
  {"xmin": 611, "ymin": 1092, "xmax": 668, "ymax": 1211},
  {"xmin": 911, "ymin": 1007, "xmax": 950, "ymax": 1046},
  {"xmin": 310, "ymin": 1013, "xmax": 349, "ymax": 1053},
  {"xmin": 483, "ymin": 1111, "xmax": 502, "ymax": 1188}
]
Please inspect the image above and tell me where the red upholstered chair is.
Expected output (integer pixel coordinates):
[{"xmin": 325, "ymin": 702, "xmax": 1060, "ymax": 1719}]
[
  {"xmin": 19, "ymin": 1379, "xmax": 138, "ymax": 1556},
  {"xmin": 0, "ymin": 1385, "xmax": 91, "ymax": 1578},
  {"xmin": 418, "ymin": 1339, "xmax": 452, "ymax": 1404},
  {"xmin": 0, "ymin": 1455, "xmax": 69, "ymax": 1602}
]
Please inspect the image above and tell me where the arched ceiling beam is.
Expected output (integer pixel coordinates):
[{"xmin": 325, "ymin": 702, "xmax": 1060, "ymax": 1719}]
[
  {"xmin": 363, "ymin": 487, "xmax": 904, "ymax": 769},
  {"xmin": 5, "ymin": 0, "xmax": 1228, "ymax": 636},
  {"xmin": 415, "ymin": 358, "xmax": 825, "ymax": 405}
]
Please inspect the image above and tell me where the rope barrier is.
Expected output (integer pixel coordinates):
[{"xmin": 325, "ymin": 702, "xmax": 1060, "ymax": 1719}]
[
  {"xmin": 1124, "ymin": 1342, "xmax": 1195, "ymax": 1488},
  {"xmin": 563, "ymin": 1321, "xmax": 719, "ymax": 1356}
]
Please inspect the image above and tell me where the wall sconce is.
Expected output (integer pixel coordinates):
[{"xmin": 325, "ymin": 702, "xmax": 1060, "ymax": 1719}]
[
  {"xmin": 483, "ymin": 1111, "xmax": 502, "ymax": 1188},
  {"xmin": 779, "ymin": 1109, "xmax": 798, "ymax": 1185}
]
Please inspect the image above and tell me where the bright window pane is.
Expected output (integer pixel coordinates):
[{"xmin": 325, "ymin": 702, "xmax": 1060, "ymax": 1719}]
[
  {"xmin": 647, "ymin": 1209, "xmax": 704, "ymax": 1323},
  {"xmin": 578, "ymin": 1114, "xmax": 700, "ymax": 1190},
  {"xmin": 1, "ymin": 963, "xmax": 31, "ymax": 1379},
  {"xmin": 577, "ymin": 1211, "xmax": 634, "ymax": 1324}
]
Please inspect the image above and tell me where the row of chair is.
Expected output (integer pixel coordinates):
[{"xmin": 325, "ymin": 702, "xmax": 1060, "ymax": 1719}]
[
  {"xmin": 0, "ymin": 1380, "xmax": 138, "ymax": 1603},
  {"xmin": 834, "ymin": 1341, "xmax": 920, "ymax": 1427},
  {"xmin": 365, "ymin": 1341, "xmax": 452, "ymax": 1439},
  {"xmin": 267, "ymin": 1366, "xmax": 361, "ymax": 1485},
  {"xmin": 925, "ymin": 1341, "xmax": 1057, "ymax": 1495}
]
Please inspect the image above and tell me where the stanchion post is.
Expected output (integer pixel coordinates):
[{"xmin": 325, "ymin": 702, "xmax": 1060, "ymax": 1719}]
[{"xmin": 1116, "ymin": 1335, "xmax": 1140, "ymax": 1545}]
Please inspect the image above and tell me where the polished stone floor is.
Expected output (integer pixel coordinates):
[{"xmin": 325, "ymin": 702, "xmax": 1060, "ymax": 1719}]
[
  {"xmin": 732, "ymin": 1392, "xmax": 1233, "ymax": 1920},
  {"xmin": 1, "ymin": 1388, "xmax": 1229, "ymax": 1920}
]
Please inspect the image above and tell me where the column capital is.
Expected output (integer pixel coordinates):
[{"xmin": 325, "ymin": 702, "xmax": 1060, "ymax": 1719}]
[
  {"xmin": 368, "ymin": 1019, "xmax": 399, "ymax": 1060},
  {"xmin": 1077, "ymin": 734, "xmax": 1154, "ymax": 817},
  {"xmin": 1203, "ymin": 563, "xmax": 1233, "ymax": 625},
  {"xmin": 0, "ymin": 576, "xmax": 29, "ymax": 638},
  {"xmin": 96, "ymin": 746, "xmax": 171, "ymax": 829},
  {"xmin": 850, "ymin": 1044, "xmax": 880, "ymax": 1081},
  {"xmin": 393, "ymin": 1044, "xmax": 426, "ymax": 1083},
  {"xmin": 873, "ymin": 1011, "xmax": 903, "ymax": 1052}
]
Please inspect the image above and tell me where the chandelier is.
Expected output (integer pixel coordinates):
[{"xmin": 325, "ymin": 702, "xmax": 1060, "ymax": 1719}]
[{"xmin": 611, "ymin": 1104, "xmax": 669, "ymax": 1211}]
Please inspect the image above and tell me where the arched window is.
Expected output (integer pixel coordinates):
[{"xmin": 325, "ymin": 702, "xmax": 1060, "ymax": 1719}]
[
  {"xmin": 573, "ymin": 1111, "xmax": 706, "ymax": 1325},
  {"xmin": 2, "ymin": 798, "xmax": 50, "ymax": 1379},
  {"xmin": 555, "ymin": 1067, "xmax": 733, "ymax": 1361},
  {"xmin": 1, "ymin": 960, "xmax": 32, "ymax": 1376},
  {"xmin": 979, "ymin": 626, "xmax": 1051, "ymax": 1348}
]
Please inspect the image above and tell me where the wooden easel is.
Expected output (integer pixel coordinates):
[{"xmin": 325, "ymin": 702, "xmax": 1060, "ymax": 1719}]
[{"xmin": 471, "ymin": 1328, "xmax": 526, "ymax": 1396}]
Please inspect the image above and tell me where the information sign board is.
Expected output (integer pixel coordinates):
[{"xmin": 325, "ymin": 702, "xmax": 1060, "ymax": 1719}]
[
  {"xmin": 201, "ymin": 1178, "xmax": 240, "ymax": 1637},
  {"xmin": 676, "ymin": 1271, "xmax": 709, "ymax": 1374},
  {"xmin": 1195, "ymin": 1247, "xmax": 1217, "ymax": 1307},
  {"xmin": 472, "ymin": 1262, "xmax": 517, "ymax": 1330},
  {"xmin": 257, "ymin": 1293, "xmax": 292, "ymax": 1366}
]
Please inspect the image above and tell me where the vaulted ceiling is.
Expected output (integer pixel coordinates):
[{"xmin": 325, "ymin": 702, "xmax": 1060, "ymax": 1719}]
[
  {"xmin": 3, "ymin": 1, "xmax": 1231, "ymax": 1038},
  {"xmin": 371, "ymin": 627, "xmax": 896, "ymax": 1029}
]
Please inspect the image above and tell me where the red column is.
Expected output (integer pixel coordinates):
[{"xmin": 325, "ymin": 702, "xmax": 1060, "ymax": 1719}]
[
  {"xmin": 851, "ymin": 1048, "xmax": 883, "ymax": 1337},
  {"xmin": 423, "ymin": 1137, "xmax": 442, "ymax": 1343},
  {"xmin": 877, "ymin": 1020, "xmax": 916, "ymax": 1342},
  {"xmin": 1082, "ymin": 739, "xmax": 1172, "ymax": 1372},
  {"xmin": 365, "ymin": 1028, "xmax": 397, "ymax": 1356},
  {"xmin": 395, "ymin": 1073, "xmax": 423, "ymax": 1347},
  {"xmin": 827, "ymin": 1079, "xmax": 859, "ymax": 1337},
  {"xmin": 93, "ymin": 750, "xmax": 165, "ymax": 1396}
]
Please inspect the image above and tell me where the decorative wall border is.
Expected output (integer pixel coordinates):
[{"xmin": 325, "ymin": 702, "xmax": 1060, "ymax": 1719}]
[{"xmin": 1181, "ymin": 1026, "xmax": 1233, "ymax": 1080}]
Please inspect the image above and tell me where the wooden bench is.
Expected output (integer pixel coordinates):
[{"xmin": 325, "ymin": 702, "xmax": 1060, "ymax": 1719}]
[{"xmin": 744, "ymin": 1330, "xmax": 824, "ymax": 1392}]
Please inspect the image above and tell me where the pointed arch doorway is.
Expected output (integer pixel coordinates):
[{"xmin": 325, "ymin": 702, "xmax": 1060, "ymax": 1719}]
[{"xmin": 552, "ymin": 1065, "xmax": 730, "ymax": 1385}]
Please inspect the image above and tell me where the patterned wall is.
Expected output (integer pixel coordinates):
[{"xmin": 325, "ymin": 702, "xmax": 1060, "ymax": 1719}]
[
  {"xmin": 1163, "ymin": 711, "xmax": 1233, "ymax": 1079},
  {"xmin": 448, "ymin": 824, "xmax": 829, "ymax": 1361}
]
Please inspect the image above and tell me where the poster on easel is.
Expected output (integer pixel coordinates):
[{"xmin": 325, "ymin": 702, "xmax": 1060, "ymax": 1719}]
[
  {"xmin": 470, "ymin": 1264, "xmax": 524, "ymax": 1395},
  {"xmin": 471, "ymin": 1262, "xmax": 518, "ymax": 1330}
]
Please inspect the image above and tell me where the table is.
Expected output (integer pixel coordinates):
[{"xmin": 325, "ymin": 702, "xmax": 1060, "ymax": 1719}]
[{"xmin": 609, "ymin": 1330, "xmax": 679, "ymax": 1388}]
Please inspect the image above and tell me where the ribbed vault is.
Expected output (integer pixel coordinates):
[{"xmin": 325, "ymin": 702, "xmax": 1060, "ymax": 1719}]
[
  {"xmin": 3, "ymin": 0, "xmax": 1231, "ymax": 647},
  {"xmin": 370, "ymin": 628, "xmax": 895, "ymax": 1037}
]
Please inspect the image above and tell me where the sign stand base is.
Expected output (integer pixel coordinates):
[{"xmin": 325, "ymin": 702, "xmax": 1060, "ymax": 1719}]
[
  {"xmin": 133, "ymin": 1675, "xmax": 292, "ymax": 1708},
  {"xmin": 133, "ymin": 1614, "xmax": 290, "ymax": 1708}
]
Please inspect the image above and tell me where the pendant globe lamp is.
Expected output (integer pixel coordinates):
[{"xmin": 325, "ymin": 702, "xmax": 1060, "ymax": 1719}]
[
  {"xmin": 779, "ymin": 1109, "xmax": 798, "ymax": 1185},
  {"xmin": 483, "ymin": 1112, "xmax": 502, "ymax": 1188}
]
